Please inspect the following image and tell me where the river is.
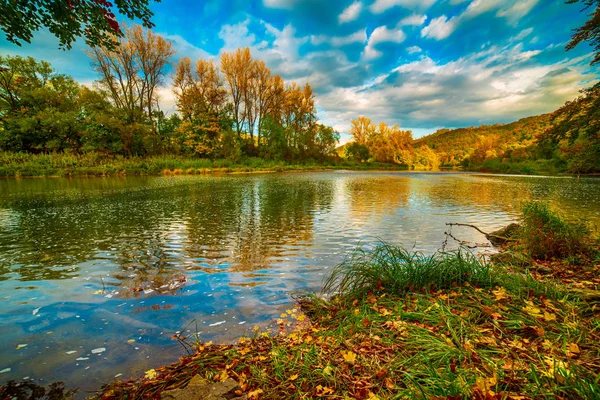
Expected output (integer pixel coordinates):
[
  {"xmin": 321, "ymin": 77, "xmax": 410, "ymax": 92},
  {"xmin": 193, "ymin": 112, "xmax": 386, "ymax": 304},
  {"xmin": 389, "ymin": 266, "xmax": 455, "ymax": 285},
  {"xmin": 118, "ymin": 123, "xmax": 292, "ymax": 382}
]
[{"xmin": 0, "ymin": 171, "xmax": 598, "ymax": 393}]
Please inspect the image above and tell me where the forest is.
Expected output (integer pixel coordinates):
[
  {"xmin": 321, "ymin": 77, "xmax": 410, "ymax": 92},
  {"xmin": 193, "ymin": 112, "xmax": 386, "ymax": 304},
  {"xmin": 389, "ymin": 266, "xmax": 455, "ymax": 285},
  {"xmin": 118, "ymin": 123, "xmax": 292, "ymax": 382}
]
[{"xmin": 0, "ymin": 24, "xmax": 339, "ymax": 164}]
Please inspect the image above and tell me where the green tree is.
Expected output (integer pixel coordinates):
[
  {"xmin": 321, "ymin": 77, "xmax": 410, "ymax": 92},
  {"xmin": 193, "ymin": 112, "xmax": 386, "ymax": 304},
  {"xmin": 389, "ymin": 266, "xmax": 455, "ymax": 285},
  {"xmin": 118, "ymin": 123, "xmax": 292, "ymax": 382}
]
[
  {"xmin": 0, "ymin": 0, "xmax": 158, "ymax": 50},
  {"xmin": 345, "ymin": 142, "xmax": 370, "ymax": 162}
]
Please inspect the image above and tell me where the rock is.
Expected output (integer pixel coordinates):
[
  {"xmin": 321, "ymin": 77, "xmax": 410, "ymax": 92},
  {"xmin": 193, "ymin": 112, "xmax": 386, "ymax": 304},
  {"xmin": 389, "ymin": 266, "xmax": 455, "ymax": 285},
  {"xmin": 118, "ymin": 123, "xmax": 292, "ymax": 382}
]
[
  {"xmin": 488, "ymin": 223, "xmax": 520, "ymax": 246},
  {"xmin": 161, "ymin": 376, "xmax": 247, "ymax": 400},
  {"xmin": 490, "ymin": 251, "xmax": 532, "ymax": 267}
]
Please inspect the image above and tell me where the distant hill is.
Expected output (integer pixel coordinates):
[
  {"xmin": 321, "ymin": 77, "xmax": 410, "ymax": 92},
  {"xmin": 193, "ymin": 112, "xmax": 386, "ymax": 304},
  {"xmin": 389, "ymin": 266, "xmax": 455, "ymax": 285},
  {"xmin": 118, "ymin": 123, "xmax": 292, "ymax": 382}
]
[{"xmin": 413, "ymin": 114, "xmax": 553, "ymax": 168}]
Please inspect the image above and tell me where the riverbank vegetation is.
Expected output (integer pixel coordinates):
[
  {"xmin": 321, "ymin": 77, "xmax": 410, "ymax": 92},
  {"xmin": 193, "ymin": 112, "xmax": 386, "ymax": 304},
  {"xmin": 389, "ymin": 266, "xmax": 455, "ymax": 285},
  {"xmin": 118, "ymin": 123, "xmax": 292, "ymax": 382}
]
[
  {"xmin": 85, "ymin": 202, "xmax": 599, "ymax": 399},
  {"xmin": 0, "ymin": 152, "xmax": 410, "ymax": 177}
]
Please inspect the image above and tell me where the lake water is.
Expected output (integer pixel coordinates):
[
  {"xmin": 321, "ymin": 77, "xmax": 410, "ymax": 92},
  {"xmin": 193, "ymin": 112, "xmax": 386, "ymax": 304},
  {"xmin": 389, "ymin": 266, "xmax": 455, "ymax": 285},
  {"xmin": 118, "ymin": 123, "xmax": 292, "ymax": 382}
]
[{"xmin": 1, "ymin": 171, "xmax": 599, "ymax": 393}]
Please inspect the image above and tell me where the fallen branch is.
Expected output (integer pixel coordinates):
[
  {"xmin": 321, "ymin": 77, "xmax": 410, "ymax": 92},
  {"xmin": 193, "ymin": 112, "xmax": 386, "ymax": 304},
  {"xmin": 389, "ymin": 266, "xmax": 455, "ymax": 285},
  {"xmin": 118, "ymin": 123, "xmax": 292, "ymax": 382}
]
[{"xmin": 445, "ymin": 222, "xmax": 516, "ymax": 245}]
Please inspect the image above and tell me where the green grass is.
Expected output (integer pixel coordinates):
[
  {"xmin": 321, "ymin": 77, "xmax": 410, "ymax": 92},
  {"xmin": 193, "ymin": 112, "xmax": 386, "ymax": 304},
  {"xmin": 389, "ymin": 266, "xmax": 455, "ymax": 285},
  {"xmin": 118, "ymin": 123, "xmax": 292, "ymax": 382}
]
[
  {"xmin": 0, "ymin": 151, "xmax": 409, "ymax": 178},
  {"xmin": 323, "ymin": 242, "xmax": 492, "ymax": 297}
]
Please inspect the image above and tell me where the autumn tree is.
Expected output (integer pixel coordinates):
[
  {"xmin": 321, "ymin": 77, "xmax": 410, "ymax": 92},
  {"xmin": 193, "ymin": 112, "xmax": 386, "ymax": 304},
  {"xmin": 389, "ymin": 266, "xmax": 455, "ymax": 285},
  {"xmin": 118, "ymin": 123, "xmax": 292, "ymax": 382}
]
[
  {"xmin": 348, "ymin": 117, "xmax": 413, "ymax": 165},
  {"xmin": 221, "ymin": 48, "xmax": 252, "ymax": 138},
  {"xmin": 350, "ymin": 116, "xmax": 375, "ymax": 145},
  {"xmin": 173, "ymin": 57, "xmax": 230, "ymax": 156},
  {"xmin": 88, "ymin": 23, "xmax": 173, "ymax": 131}
]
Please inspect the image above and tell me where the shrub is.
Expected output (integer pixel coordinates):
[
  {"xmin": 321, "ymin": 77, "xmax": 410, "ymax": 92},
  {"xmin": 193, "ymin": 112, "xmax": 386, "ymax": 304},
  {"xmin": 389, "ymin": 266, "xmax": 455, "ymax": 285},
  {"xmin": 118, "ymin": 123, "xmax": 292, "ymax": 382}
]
[{"xmin": 519, "ymin": 202, "xmax": 593, "ymax": 261}]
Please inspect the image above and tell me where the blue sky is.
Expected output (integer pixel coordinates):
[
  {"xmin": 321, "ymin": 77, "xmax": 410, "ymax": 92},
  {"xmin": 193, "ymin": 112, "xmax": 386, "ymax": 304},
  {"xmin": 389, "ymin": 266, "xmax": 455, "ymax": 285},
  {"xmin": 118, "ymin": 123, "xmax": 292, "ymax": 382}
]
[{"xmin": 1, "ymin": 0, "xmax": 598, "ymax": 141}]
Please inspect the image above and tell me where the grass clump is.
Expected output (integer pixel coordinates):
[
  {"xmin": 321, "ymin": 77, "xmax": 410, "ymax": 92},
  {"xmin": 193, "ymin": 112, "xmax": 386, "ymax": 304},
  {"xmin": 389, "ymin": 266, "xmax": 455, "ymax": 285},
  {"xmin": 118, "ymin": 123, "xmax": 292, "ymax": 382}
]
[
  {"xmin": 323, "ymin": 243, "xmax": 492, "ymax": 297},
  {"xmin": 518, "ymin": 201, "xmax": 595, "ymax": 261}
]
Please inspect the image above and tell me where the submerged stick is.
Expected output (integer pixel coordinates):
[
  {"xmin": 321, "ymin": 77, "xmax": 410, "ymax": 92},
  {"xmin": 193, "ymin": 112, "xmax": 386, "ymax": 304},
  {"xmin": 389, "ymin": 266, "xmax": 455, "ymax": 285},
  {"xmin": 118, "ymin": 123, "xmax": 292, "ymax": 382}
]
[{"xmin": 445, "ymin": 222, "xmax": 515, "ymax": 245}]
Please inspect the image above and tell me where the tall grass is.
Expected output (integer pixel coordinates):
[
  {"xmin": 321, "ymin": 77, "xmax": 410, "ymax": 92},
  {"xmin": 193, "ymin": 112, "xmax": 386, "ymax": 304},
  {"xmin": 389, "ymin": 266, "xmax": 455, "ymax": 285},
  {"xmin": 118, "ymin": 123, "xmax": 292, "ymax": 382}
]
[
  {"xmin": 323, "ymin": 242, "xmax": 492, "ymax": 296},
  {"xmin": 519, "ymin": 202, "xmax": 594, "ymax": 261}
]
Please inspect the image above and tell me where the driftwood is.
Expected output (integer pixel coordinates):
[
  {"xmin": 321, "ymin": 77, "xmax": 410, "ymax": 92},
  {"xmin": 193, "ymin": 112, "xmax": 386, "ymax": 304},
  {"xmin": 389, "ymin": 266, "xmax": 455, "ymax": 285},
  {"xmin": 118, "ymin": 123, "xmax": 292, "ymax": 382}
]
[{"xmin": 445, "ymin": 222, "xmax": 519, "ymax": 246}]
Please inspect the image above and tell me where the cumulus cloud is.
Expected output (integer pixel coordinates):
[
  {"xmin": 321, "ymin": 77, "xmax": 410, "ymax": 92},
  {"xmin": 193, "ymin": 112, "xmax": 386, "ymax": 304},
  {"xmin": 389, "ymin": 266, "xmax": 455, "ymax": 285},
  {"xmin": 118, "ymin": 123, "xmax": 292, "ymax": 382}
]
[
  {"xmin": 421, "ymin": 15, "xmax": 456, "ymax": 40},
  {"xmin": 339, "ymin": 1, "xmax": 363, "ymax": 23},
  {"xmin": 362, "ymin": 25, "xmax": 406, "ymax": 59}
]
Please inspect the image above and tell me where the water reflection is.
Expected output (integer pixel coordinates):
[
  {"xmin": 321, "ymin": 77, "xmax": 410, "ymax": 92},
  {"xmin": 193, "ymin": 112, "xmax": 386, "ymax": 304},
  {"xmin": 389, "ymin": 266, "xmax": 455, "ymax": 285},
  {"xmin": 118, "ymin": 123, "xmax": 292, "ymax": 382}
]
[{"xmin": 0, "ymin": 172, "xmax": 598, "ymax": 394}]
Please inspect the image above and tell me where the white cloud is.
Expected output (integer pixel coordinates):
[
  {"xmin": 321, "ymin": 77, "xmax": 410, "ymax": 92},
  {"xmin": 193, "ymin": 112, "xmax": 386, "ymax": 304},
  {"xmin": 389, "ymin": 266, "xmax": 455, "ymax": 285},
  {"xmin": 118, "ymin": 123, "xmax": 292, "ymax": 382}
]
[
  {"xmin": 400, "ymin": 14, "xmax": 427, "ymax": 26},
  {"xmin": 497, "ymin": 0, "xmax": 540, "ymax": 22},
  {"xmin": 370, "ymin": 0, "xmax": 436, "ymax": 14},
  {"xmin": 362, "ymin": 25, "xmax": 406, "ymax": 59},
  {"xmin": 332, "ymin": 30, "xmax": 367, "ymax": 46},
  {"xmin": 218, "ymin": 19, "xmax": 257, "ymax": 49},
  {"xmin": 339, "ymin": 1, "xmax": 363, "ymax": 24},
  {"xmin": 421, "ymin": 15, "xmax": 456, "ymax": 40},
  {"xmin": 369, "ymin": 26, "xmax": 406, "ymax": 46},
  {"xmin": 407, "ymin": 45, "xmax": 422, "ymax": 54}
]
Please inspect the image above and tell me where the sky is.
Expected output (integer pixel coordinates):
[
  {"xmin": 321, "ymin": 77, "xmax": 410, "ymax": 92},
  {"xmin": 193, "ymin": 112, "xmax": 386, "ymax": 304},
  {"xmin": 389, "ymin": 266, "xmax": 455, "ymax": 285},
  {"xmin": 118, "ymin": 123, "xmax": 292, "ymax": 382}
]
[{"xmin": 1, "ymin": 0, "xmax": 598, "ymax": 141}]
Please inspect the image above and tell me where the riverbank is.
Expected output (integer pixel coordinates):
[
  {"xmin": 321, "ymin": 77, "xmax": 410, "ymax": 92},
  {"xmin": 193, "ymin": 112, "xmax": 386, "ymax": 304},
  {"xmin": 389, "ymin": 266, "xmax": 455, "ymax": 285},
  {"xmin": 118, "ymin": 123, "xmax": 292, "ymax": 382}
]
[
  {"xmin": 85, "ymin": 204, "xmax": 599, "ymax": 400},
  {"xmin": 0, "ymin": 152, "xmax": 411, "ymax": 178}
]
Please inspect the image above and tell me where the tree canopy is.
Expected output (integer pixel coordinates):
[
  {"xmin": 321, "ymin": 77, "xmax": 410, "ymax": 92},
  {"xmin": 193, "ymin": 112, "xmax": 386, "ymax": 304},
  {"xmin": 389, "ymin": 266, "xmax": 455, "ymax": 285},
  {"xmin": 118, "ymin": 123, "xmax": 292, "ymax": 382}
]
[
  {"xmin": 566, "ymin": 0, "xmax": 600, "ymax": 65},
  {"xmin": 0, "ymin": 0, "xmax": 158, "ymax": 50}
]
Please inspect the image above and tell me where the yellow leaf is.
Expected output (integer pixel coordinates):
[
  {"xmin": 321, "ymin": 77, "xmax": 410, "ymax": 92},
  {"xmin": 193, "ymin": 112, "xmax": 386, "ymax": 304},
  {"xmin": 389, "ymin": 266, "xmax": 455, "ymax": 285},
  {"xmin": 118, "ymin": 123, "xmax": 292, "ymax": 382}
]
[
  {"xmin": 543, "ymin": 312, "xmax": 557, "ymax": 322},
  {"xmin": 239, "ymin": 347, "xmax": 251, "ymax": 355},
  {"xmin": 127, "ymin": 339, "xmax": 135, "ymax": 343},
  {"xmin": 315, "ymin": 385, "xmax": 334, "ymax": 396},
  {"xmin": 323, "ymin": 365, "xmax": 333, "ymax": 376},
  {"xmin": 522, "ymin": 301, "xmax": 542, "ymax": 317},
  {"xmin": 145, "ymin": 369, "xmax": 157, "ymax": 380},
  {"xmin": 93, "ymin": 290, "xmax": 104, "ymax": 295},
  {"xmin": 342, "ymin": 350, "xmax": 357, "ymax": 364},
  {"xmin": 492, "ymin": 287, "xmax": 509, "ymax": 301},
  {"xmin": 567, "ymin": 342, "xmax": 580, "ymax": 357},
  {"xmin": 288, "ymin": 374, "xmax": 298, "ymax": 381},
  {"xmin": 248, "ymin": 389, "xmax": 263, "ymax": 399},
  {"xmin": 218, "ymin": 369, "xmax": 229, "ymax": 382}
]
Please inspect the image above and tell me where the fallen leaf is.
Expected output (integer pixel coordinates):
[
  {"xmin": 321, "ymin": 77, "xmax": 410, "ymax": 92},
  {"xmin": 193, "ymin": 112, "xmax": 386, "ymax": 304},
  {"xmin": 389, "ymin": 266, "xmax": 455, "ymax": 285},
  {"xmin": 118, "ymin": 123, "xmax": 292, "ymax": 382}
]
[
  {"xmin": 492, "ymin": 287, "xmax": 509, "ymax": 301},
  {"xmin": 289, "ymin": 374, "xmax": 298, "ymax": 381},
  {"xmin": 16, "ymin": 344, "xmax": 27, "ymax": 350},
  {"xmin": 323, "ymin": 365, "xmax": 333, "ymax": 376},
  {"xmin": 543, "ymin": 312, "xmax": 557, "ymax": 322},
  {"xmin": 145, "ymin": 369, "xmax": 157, "ymax": 380},
  {"xmin": 218, "ymin": 369, "xmax": 229, "ymax": 382},
  {"xmin": 342, "ymin": 350, "xmax": 357, "ymax": 364},
  {"xmin": 248, "ymin": 388, "xmax": 263, "ymax": 399},
  {"xmin": 384, "ymin": 377, "xmax": 395, "ymax": 389},
  {"xmin": 567, "ymin": 342, "xmax": 580, "ymax": 357},
  {"xmin": 315, "ymin": 385, "xmax": 334, "ymax": 396}
]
